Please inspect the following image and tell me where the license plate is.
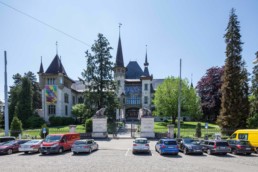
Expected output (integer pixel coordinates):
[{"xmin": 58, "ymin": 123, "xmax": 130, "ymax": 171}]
[
  {"xmin": 246, "ymin": 148, "xmax": 251, "ymax": 150},
  {"xmin": 43, "ymin": 150, "xmax": 47, "ymax": 152},
  {"xmin": 220, "ymin": 147, "xmax": 225, "ymax": 149},
  {"xmin": 168, "ymin": 147, "xmax": 174, "ymax": 148}
]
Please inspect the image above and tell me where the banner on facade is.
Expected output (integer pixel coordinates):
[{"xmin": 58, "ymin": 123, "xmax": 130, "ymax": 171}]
[{"xmin": 45, "ymin": 85, "xmax": 57, "ymax": 104}]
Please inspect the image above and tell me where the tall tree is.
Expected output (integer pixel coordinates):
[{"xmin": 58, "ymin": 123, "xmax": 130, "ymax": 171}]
[
  {"xmin": 8, "ymin": 72, "xmax": 42, "ymax": 124},
  {"xmin": 196, "ymin": 66, "xmax": 224, "ymax": 122},
  {"xmin": 153, "ymin": 77, "xmax": 201, "ymax": 124},
  {"xmin": 81, "ymin": 33, "xmax": 118, "ymax": 120},
  {"xmin": 217, "ymin": 9, "xmax": 249, "ymax": 134},
  {"xmin": 248, "ymin": 51, "xmax": 258, "ymax": 128},
  {"xmin": 15, "ymin": 77, "xmax": 33, "ymax": 128}
]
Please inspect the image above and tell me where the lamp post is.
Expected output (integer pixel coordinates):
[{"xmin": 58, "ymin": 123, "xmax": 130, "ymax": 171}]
[
  {"xmin": 177, "ymin": 59, "xmax": 182, "ymax": 139},
  {"xmin": 120, "ymin": 92, "xmax": 125, "ymax": 121}
]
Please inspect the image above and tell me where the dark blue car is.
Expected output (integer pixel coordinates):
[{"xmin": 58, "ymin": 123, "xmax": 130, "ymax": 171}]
[{"xmin": 155, "ymin": 139, "xmax": 179, "ymax": 155}]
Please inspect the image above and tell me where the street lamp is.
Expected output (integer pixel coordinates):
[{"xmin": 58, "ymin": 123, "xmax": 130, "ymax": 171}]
[{"xmin": 120, "ymin": 92, "xmax": 125, "ymax": 121}]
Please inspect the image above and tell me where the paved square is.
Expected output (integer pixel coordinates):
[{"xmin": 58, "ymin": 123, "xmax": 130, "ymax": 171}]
[{"xmin": 1, "ymin": 139, "xmax": 258, "ymax": 172}]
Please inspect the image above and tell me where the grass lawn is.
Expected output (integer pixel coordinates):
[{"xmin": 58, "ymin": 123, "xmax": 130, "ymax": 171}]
[
  {"xmin": 154, "ymin": 121, "xmax": 221, "ymax": 138},
  {"xmin": 0, "ymin": 125, "xmax": 86, "ymax": 138}
]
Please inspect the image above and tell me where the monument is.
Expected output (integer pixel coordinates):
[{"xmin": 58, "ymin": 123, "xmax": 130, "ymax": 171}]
[
  {"xmin": 92, "ymin": 108, "xmax": 108, "ymax": 138},
  {"xmin": 139, "ymin": 108, "xmax": 155, "ymax": 138}
]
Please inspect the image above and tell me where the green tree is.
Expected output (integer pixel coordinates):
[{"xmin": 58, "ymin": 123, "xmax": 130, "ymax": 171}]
[
  {"xmin": 81, "ymin": 33, "xmax": 118, "ymax": 120},
  {"xmin": 72, "ymin": 104, "xmax": 86, "ymax": 123},
  {"xmin": 10, "ymin": 115, "xmax": 23, "ymax": 137},
  {"xmin": 15, "ymin": 77, "xmax": 33, "ymax": 128},
  {"xmin": 217, "ymin": 9, "xmax": 249, "ymax": 135},
  {"xmin": 248, "ymin": 52, "xmax": 258, "ymax": 128},
  {"xmin": 195, "ymin": 122, "xmax": 202, "ymax": 138},
  {"xmin": 153, "ymin": 77, "xmax": 200, "ymax": 124},
  {"xmin": 85, "ymin": 118, "xmax": 93, "ymax": 133}
]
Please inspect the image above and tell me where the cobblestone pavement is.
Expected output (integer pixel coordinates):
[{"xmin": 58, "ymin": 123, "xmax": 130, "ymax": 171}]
[{"xmin": 1, "ymin": 139, "xmax": 258, "ymax": 172}]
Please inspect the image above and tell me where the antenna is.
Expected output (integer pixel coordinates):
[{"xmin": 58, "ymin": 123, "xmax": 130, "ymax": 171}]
[{"xmin": 56, "ymin": 41, "xmax": 58, "ymax": 55}]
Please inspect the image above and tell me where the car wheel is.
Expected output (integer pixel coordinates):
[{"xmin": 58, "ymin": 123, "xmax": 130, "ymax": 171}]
[
  {"xmin": 24, "ymin": 151, "xmax": 29, "ymax": 154},
  {"xmin": 184, "ymin": 148, "xmax": 188, "ymax": 155},
  {"xmin": 175, "ymin": 153, "xmax": 178, "ymax": 156},
  {"xmin": 207, "ymin": 149, "xmax": 212, "ymax": 155},
  {"xmin": 7, "ymin": 149, "xmax": 13, "ymax": 155},
  {"xmin": 89, "ymin": 148, "xmax": 92, "ymax": 154},
  {"xmin": 73, "ymin": 152, "xmax": 77, "ymax": 155},
  {"xmin": 155, "ymin": 147, "xmax": 158, "ymax": 152},
  {"xmin": 41, "ymin": 152, "xmax": 46, "ymax": 155},
  {"xmin": 246, "ymin": 153, "xmax": 251, "ymax": 156},
  {"xmin": 58, "ymin": 148, "xmax": 63, "ymax": 154},
  {"xmin": 233, "ymin": 149, "xmax": 237, "ymax": 155},
  {"xmin": 96, "ymin": 145, "xmax": 99, "ymax": 150}
]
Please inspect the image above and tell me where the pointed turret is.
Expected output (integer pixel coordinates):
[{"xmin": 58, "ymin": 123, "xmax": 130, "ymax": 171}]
[
  {"xmin": 45, "ymin": 54, "xmax": 67, "ymax": 76},
  {"xmin": 38, "ymin": 56, "xmax": 44, "ymax": 74},
  {"xmin": 115, "ymin": 24, "xmax": 124, "ymax": 67},
  {"xmin": 143, "ymin": 45, "xmax": 150, "ymax": 77}
]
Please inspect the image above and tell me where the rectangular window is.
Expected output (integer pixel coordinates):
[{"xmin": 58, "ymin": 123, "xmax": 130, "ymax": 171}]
[
  {"xmin": 144, "ymin": 96, "xmax": 148, "ymax": 104},
  {"xmin": 238, "ymin": 133, "xmax": 248, "ymax": 140},
  {"xmin": 64, "ymin": 94, "xmax": 69, "ymax": 103},
  {"xmin": 117, "ymin": 80, "xmax": 121, "ymax": 87},
  {"xmin": 144, "ymin": 84, "xmax": 148, "ymax": 91},
  {"xmin": 72, "ymin": 96, "xmax": 75, "ymax": 105},
  {"xmin": 65, "ymin": 105, "xmax": 68, "ymax": 116},
  {"xmin": 47, "ymin": 78, "xmax": 55, "ymax": 85},
  {"xmin": 48, "ymin": 105, "xmax": 56, "ymax": 115}
]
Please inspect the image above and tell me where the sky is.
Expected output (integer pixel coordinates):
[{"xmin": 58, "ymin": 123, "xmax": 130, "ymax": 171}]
[{"xmin": 0, "ymin": 0, "xmax": 258, "ymax": 101}]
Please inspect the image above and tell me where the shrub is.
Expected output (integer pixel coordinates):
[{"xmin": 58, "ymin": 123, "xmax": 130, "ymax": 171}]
[
  {"xmin": 27, "ymin": 114, "xmax": 45, "ymax": 129},
  {"xmin": 85, "ymin": 118, "xmax": 92, "ymax": 132},
  {"xmin": 49, "ymin": 116, "xmax": 75, "ymax": 126},
  {"xmin": 10, "ymin": 116, "xmax": 23, "ymax": 137},
  {"xmin": 40, "ymin": 124, "xmax": 49, "ymax": 139},
  {"xmin": 195, "ymin": 122, "xmax": 202, "ymax": 138}
]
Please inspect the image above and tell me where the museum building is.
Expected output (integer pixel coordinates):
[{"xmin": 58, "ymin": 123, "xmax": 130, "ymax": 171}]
[{"xmin": 38, "ymin": 33, "xmax": 163, "ymax": 122}]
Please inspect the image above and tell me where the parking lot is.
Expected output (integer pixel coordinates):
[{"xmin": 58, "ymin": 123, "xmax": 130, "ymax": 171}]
[{"xmin": 1, "ymin": 139, "xmax": 258, "ymax": 172}]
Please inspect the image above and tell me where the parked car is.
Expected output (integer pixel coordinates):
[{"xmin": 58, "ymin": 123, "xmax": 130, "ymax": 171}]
[
  {"xmin": 178, "ymin": 138, "xmax": 203, "ymax": 155},
  {"xmin": 229, "ymin": 129, "xmax": 258, "ymax": 153},
  {"xmin": 40, "ymin": 133, "xmax": 80, "ymax": 155},
  {"xmin": 132, "ymin": 138, "xmax": 150, "ymax": 154},
  {"xmin": 200, "ymin": 140, "xmax": 231, "ymax": 155},
  {"xmin": 227, "ymin": 140, "xmax": 253, "ymax": 155},
  {"xmin": 71, "ymin": 139, "xmax": 98, "ymax": 154},
  {"xmin": 0, "ymin": 140, "xmax": 30, "ymax": 155},
  {"xmin": 155, "ymin": 138, "xmax": 179, "ymax": 155},
  {"xmin": 19, "ymin": 140, "xmax": 43, "ymax": 154},
  {"xmin": 0, "ymin": 136, "xmax": 15, "ymax": 144}
]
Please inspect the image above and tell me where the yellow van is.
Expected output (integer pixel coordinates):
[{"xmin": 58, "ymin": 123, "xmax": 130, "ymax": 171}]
[{"xmin": 230, "ymin": 129, "xmax": 258, "ymax": 153}]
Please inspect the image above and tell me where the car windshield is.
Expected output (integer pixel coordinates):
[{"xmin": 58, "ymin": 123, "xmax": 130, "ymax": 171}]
[
  {"xmin": 135, "ymin": 139, "xmax": 147, "ymax": 144},
  {"xmin": 26, "ymin": 140, "xmax": 41, "ymax": 144},
  {"xmin": 216, "ymin": 142, "xmax": 229, "ymax": 146},
  {"xmin": 237, "ymin": 140, "xmax": 250, "ymax": 146},
  {"xmin": 2, "ymin": 141, "xmax": 16, "ymax": 145},
  {"xmin": 74, "ymin": 141, "xmax": 86, "ymax": 145},
  {"xmin": 164, "ymin": 141, "xmax": 177, "ymax": 145},
  {"xmin": 44, "ymin": 135, "xmax": 61, "ymax": 142}
]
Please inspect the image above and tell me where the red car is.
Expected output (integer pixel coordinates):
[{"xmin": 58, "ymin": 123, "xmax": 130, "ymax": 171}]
[
  {"xmin": 40, "ymin": 133, "xmax": 80, "ymax": 154},
  {"xmin": 0, "ymin": 140, "xmax": 30, "ymax": 155}
]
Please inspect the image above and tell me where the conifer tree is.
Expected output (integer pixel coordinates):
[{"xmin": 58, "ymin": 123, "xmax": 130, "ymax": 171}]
[
  {"xmin": 217, "ymin": 9, "xmax": 249, "ymax": 134},
  {"xmin": 82, "ymin": 33, "xmax": 118, "ymax": 120}
]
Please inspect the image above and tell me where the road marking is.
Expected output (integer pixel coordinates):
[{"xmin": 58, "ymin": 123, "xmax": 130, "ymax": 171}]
[{"xmin": 125, "ymin": 148, "xmax": 130, "ymax": 156}]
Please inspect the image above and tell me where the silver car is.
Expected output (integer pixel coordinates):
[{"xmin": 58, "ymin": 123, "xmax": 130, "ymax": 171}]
[
  {"xmin": 19, "ymin": 140, "xmax": 43, "ymax": 154},
  {"xmin": 71, "ymin": 139, "xmax": 98, "ymax": 154},
  {"xmin": 132, "ymin": 138, "xmax": 150, "ymax": 154}
]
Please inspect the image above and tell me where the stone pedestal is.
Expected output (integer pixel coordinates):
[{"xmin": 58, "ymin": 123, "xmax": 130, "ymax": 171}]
[
  {"xmin": 140, "ymin": 117, "xmax": 155, "ymax": 138},
  {"xmin": 167, "ymin": 124, "xmax": 174, "ymax": 138},
  {"xmin": 92, "ymin": 117, "xmax": 108, "ymax": 138},
  {"xmin": 69, "ymin": 125, "xmax": 77, "ymax": 133}
]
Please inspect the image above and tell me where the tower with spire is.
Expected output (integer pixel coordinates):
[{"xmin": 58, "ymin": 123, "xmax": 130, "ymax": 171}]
[
  {"xmin": 114, "ymin": 23, "xmax": 126, "ymax": 120},
  {"xmin": 141, "ymin": 45, "xmax": 153, "ymax": 110},
  {"xmin": 38, "ymin": 42, "xmax": 75, "ymax": 121}
]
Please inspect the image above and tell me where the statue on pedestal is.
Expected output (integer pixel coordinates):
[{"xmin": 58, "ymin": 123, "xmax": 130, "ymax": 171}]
[
  {"xmin": 138, "ymin": 108, "xmax": 152, "ymax": 119},
  {"xmin": 94, "ymin": 108, "xmax": 106, "ymax": 118}
]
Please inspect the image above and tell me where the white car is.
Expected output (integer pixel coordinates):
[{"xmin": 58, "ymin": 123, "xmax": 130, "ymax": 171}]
[
  {"xmin": 72, "ymin": 139, "xmax": 98, "ymax": 154},
  {"xmin": 19, "ymin": 140, "xmax": 43, "ymax": 154},
  {"xmin": 132, "ymin": 138, "xmax": 150, "ymax": 154}
]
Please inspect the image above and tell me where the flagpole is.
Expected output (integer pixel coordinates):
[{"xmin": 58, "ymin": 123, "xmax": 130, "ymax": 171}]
[{"xmin": 4, "ymin": 51, "xmax": 9, "ymax": 136}]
